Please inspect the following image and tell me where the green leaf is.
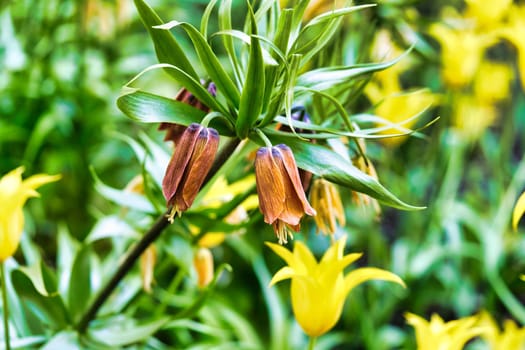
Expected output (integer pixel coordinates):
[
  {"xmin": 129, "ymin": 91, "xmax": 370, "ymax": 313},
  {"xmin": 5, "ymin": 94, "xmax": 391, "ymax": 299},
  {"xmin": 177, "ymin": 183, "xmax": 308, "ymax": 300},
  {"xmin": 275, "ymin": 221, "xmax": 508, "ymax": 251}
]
[
  {"xmin": 90, "ymin": 166, "xmax": 156, "ymax": 213},
  {"xmin": 117, "ymin": 89, "xmax": 234, "ymax": 135},
  {"xmin": 40, "ymin": 331, "xmax": 81, "ymax": 350},
  {"xmin": 88, "ymin": 317, "xmax": 170, "ymax": 347},
  {"xmin": 303, "ymin": 4, "xmax": 376, "ymax": 29},
  {"xmin": 263, "ymin": 132, "xmax": 425, "ymax": 210},
  {"xmin": 134, "ymin": 0, "xmax": 198, "ymax": 79},
  {"xmin": 154, "ymin": 21, "xmax": 241, "ymax": 108},
  {"xmin": 218, "ymin": 0, "xmax": 243, "ymax": 85},
  {"xmin": 68, "ymin": 245, "xmax": 93, "ymax": 324},
  {"xmin": 17, "ymin": 263, "xmax": 54, "ymax": 297},
  {"xmin": 11, "ymin": 268, "xmax": 70, "ymax": 329},
  {"xmin": 236, "ymin": 6, "xmax": 266, "ymax": 138},
  {"xmin": 118, "ymin": 89, "xmax": 207, "ymax": 125},
  {"xmin": 297, "ymin": 54, "xmax": 407, "ymax": 91}
]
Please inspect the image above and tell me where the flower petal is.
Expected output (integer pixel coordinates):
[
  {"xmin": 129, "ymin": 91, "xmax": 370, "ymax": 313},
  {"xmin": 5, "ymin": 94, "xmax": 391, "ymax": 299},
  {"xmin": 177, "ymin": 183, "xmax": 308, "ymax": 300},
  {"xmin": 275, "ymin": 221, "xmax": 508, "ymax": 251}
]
[
  {"xmin": 162, "ymin": 123, "xmax": 202, "ymax": 205},
  {"xmin": 275, "ymin": 144, "xmax": 316, "ymax": 216},
  {"xmin": 512, "ymin": 191, "xmax": 525, "ymax": 231},
  {"xmin": 343, "ymin": 267, "xmax": 405, "ymax": 296},
  {"xmin": 265, "ymin": 241, "xmax": 296, "ymax": 268},
  {"xmin": 269, "ymin": 266, "xmax": 296, "ymax": 286},
  {"xmin": 255, "ymin": 147, "xmax": 285, "ymax": 224}
]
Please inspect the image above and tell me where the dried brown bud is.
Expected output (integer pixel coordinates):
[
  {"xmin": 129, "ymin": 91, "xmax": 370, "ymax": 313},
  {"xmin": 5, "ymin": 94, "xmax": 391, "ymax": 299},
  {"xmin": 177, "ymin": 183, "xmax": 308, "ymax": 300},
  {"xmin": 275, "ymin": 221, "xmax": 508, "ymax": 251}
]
[
  {"xmin": 255, "ymin": 144, "xmax": 316, "ymax": 244},
  {"xmin": 162, "ymin": 123, "xmax": 219, "ymax": 220}
]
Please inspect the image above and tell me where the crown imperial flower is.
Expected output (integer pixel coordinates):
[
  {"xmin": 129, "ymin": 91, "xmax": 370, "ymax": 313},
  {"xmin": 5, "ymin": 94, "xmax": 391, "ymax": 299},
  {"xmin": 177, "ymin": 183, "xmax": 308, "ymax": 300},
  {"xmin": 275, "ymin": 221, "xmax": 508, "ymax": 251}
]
[
  {"xmin": 162, "ymin": 123, "xmax": 219, "ymax": 220},
  {"xmin": 254, "ymin": 144, "xmax": 316, "ymax": 244}
]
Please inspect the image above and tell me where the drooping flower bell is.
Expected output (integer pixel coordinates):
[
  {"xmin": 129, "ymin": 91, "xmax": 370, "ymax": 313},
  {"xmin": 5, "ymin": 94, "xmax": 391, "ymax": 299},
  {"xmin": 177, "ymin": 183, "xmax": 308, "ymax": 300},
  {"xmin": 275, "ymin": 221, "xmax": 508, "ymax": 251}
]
[
  {"xmin": 162, "ymin": 123, "xmax": 219, "ymax": 221},
  {"xmin": 0, "ymin": 167, "xmax": 60, "ymax": 262},
  {"xmin": 254, "ymin": 144, "xmax": 316, "ymax": 244}
]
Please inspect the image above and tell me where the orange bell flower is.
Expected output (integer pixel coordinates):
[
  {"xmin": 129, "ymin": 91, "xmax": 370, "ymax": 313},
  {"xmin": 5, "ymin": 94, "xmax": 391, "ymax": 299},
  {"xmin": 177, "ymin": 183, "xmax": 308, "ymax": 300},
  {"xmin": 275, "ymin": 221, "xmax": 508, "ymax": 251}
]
[{"xmin": 255, "ymin": 144, "xmax": 316, "ymax": 244}]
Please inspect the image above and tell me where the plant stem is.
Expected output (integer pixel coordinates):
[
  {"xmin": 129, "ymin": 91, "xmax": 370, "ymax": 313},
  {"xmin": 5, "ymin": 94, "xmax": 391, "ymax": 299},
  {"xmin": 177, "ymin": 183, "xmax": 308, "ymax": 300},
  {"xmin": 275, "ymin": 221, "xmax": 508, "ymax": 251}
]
[
  {"xmin": 307, "ymin": 336, "xmax": 317, "ymax": 350},
  {"xmin": 77, "ymin": 212, "xmax": 170, "ymax": 332},
  {"xmin": 1, "ymin": 262, "xmax": 11, "ymax": 350},
  {"xmin": 77, "ymin": 137, "xmax": 241, "ymax": 333}
]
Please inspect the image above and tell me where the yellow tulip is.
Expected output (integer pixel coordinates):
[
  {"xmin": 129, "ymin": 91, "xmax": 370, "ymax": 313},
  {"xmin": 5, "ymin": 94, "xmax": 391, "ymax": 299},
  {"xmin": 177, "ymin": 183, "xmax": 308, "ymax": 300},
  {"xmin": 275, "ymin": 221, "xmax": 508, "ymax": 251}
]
[
  {"xmin": 405, "ymin": 313, "xmax": 485, "ymax": 350},
  {"xmin": 0, "ymin": 167, "xmax": 60, "ymax": 262},
  {"xmin": 477, "ymin": 311, "xmax": 525, "ymax": 349},
  {"xmin": 429, "ymin": 23, "xmax": 496, "ymax": 88},
  {"xmin": 267, "ymin": 236, "xmax": 405, "ymax": 337},
  {"xmin": 464, "ymin": 0, "xmax": 512, "ymax": 28},
  {"xmin": 499, "ymin": 4, "xmax": 525, "ymax": 91}
]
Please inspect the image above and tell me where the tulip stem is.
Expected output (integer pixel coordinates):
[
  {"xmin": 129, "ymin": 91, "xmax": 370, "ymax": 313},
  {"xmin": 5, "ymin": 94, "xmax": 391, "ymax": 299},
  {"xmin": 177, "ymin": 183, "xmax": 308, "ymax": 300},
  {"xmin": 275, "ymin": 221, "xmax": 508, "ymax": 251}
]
[
  {"xmin": 77, "ymin": 136, "xmax": 242, "ymax": 333},
  {"xmin": 307, "ymin": 336, "xmax": 317, "ymax": 350},
  {"xmin": 1, "ymin": 262, "xmax": 11, "ymax": 350}
]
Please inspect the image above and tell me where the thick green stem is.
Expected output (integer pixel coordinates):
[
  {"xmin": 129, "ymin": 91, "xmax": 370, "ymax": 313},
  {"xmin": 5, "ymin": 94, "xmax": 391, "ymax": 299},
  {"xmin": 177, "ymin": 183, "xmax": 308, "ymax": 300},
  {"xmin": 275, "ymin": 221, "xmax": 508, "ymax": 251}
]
[
  {"xmin": 1, "ymin": 262, "xmax": 11, "ymax": 350},
  {"xmin": 76, "ymin": 137, "xmax": 241, "ymax": 333},
  {"xmin": 307, "ymin": 336, "xmax": 317, "ymax": 350}
]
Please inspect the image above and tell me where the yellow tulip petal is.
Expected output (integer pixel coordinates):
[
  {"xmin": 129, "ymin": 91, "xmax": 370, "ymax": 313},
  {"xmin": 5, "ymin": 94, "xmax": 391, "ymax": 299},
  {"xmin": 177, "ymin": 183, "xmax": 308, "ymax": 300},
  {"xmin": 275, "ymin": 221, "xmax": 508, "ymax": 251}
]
[
  {"xmin": 343, "ymin": 267, "xmax": 405, "ymax": 296},
  {"xmin": 512, "ymin": 191, "xmax": 525, "ymax": 231},
  {"xmin": 293, "ymin": 241, "xmax": 317, "ymax": 271},
  {"xmin": 265, "ymin": 241, "xmax": 296, "ymax": 267},
  {"xmin": 269, "ymin": 266, "xmax": 297, "ymax": 286},
  {"xmin": 23, "ymin": 173, "xmax": 62, "ymax": 191}
]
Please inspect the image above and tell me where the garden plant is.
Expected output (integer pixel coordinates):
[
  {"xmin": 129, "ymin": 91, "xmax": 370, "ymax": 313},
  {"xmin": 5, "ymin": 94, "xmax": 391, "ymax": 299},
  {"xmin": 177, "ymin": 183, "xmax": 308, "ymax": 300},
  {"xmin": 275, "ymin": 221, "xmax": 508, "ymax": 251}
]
[{"xmin": 1, "ymin": 0, "xmax": 525, "ymax": 349}]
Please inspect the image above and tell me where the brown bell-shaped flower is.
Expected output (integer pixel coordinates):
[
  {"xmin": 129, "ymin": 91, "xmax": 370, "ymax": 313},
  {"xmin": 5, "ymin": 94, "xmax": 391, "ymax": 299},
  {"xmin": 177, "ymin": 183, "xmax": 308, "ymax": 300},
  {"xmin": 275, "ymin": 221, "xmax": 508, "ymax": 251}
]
[
  {"xmin": 162, "ymin": 123, "xmax": 219, "ymax": 221},
  {"xmin": 254, "ymin": 144, "xmax": 316, "ymax": 244}
]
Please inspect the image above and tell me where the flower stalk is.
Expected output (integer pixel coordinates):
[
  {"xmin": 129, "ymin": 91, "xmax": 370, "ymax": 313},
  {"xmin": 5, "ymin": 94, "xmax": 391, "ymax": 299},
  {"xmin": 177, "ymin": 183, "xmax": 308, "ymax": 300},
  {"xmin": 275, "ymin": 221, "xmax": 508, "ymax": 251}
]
[
  {"xmin": 77, "ymin": 136, "xmax": 241, "ymax": 333},
  {"xmin": 1, "ymin": 262, "xmax": 10, "ymax": 350}
]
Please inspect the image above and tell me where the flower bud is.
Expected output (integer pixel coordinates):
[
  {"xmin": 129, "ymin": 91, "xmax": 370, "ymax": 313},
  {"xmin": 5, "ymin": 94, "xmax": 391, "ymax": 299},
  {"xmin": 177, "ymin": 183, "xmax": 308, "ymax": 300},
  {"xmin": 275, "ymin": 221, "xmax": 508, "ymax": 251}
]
[{"xmin": 193, "ymin": 247, "xmax": 214, "ymax": 288}]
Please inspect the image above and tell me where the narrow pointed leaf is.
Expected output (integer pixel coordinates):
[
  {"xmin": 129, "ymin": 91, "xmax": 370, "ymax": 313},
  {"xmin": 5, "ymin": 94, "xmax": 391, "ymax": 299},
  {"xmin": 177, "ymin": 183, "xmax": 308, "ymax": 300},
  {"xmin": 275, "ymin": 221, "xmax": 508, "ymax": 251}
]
[
  {"xmin": 155, "ymin": 20, "xmax": 241, "ymax": 107},
  {"xmin": 134, "ymin": 0, "xmax": 198, "ymax": 79},
  {"xmin": 264, "ymin": 132, "xmax": 425, "ymax": 210},
  {"xmin": 236, "ymin": 7, "xmax": 265, "ymax": 138},
  {"xmin": 117, "ymin": 90, "xmax": 234, "ymax": 135},
  {"xmin": 297, "ymin": 54, "xmax": 409, "ymax": 91},
  {"xmin": 68, "ymin": 245, "xmax": 93, "ymax": 324}
]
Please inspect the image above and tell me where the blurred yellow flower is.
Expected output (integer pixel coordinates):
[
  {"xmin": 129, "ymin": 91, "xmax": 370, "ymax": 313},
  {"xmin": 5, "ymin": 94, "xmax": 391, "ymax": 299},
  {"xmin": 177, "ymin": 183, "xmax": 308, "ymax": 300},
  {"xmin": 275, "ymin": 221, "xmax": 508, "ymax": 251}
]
[
  {"xmin": 429, "ymin": 23, "xmax": 495, "ymax": 88},
  {"xmin": 0, "ymin": 167, "xmax": 60, "ymax": 262},
  {"xmin": 406, "ymin": 313, "xmax": 484, "ymax": 350},
  {"xmin": 473, "ymin": 61, "xmax": 513, "ymax": 102},
  {"xmin": 365, "ymin": 87, "xmax": 436, "ymax": 146},
  {"xmin": 513, "ymin": 191, "xmax": 525, "ymax": 231},
  {"xmin": 452, "ymin": 94, "xmax": 496, "ymax": 141},
  {"xmin": 193, "ymin": 247, "xmax": 214, "ymax": 288},
  {"xmin": 477, "ymin": 311, "xmax": 525, "ymax": 349},
  {"xmin": 464, "ymin": 0, "xmax": 511, "ymax": 28},
  {"xmin": 192, "ymin": 175, "xmax": 258, "ymax": 248},
  {"xmin": 267, "ymin": 236, "xmax": 404, "ymax": 337},
  {"xmin": 499, "ymin": 4, "xmax": 525, "ymax": 91}
]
